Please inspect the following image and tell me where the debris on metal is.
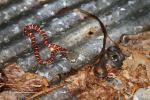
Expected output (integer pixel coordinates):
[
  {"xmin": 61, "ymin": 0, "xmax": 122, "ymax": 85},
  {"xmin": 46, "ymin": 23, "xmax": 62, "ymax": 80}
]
[{"xmin": 0, "ymin": 0, "xmax": 150, "ymax": 99}]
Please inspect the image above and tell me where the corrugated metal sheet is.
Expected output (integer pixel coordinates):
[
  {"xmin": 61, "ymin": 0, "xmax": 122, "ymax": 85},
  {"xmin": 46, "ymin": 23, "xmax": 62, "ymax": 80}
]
[{"xmin": 0, "ymin": 0, "xmax": 150, "ymax": 99}]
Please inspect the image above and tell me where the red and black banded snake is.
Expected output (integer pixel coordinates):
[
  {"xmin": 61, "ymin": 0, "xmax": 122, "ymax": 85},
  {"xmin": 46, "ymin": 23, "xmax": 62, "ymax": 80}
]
[{"xmin": 23, "ymin": 23, "xmax": 68, "ymax": 64}]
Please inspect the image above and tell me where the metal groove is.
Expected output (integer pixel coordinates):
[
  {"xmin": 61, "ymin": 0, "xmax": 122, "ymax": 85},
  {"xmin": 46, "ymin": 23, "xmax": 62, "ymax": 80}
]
[
  {"xmin": 0, "ymin": 0, "xmax": 52, "ymax": 26},
  {"xmin": 0, "ymin": 0, "xmax": 23, "ymax": 10},
  {"xmin": 0, "ymin": 0, "xmax": 85, "ymax": 45}
]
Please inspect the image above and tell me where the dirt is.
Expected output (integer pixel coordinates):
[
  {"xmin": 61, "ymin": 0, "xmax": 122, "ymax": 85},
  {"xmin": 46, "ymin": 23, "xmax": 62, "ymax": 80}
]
[{"xmin": 65, "ymin": 31, "xmax": 150, "ymax": 100}]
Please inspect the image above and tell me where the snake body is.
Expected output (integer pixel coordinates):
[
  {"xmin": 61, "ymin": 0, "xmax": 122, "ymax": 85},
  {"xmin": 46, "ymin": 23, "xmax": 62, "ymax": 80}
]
[{"xmin": 23, "ymin": 24, "xmax": 68, "ymax": 64}]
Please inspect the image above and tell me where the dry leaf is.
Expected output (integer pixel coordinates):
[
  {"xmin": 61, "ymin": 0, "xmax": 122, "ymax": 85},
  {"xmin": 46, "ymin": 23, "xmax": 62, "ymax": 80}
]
[
  {"xmin": 0, "ymin": 91, "xmax": 17, "ymax": 100},
  {"xmin": 2, "ymin": 63, "xmax": 25, "ymax": 83},
  {"xmin": 10, "ymin": 72, "xmax": 49, "ymax": 92}
]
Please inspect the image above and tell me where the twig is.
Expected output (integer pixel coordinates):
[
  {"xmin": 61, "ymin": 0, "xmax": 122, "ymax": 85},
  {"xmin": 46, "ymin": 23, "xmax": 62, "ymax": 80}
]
[
  {"xmin": 0, "ymin": 82, "xmax": 18, "ymax": 86},
  {"xmin": 26, "ymin": 82, "xmax": 65, "ymax": 100},
  {"xmin": 13, "ymin": 91, "xmax": 38, "ymax": 94}
]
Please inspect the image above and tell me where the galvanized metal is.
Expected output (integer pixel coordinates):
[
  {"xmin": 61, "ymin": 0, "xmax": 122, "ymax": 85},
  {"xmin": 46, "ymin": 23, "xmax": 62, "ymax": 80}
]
[{"xmin": 0, "ymin": 0, "xmax": 150, "ymax": 99}]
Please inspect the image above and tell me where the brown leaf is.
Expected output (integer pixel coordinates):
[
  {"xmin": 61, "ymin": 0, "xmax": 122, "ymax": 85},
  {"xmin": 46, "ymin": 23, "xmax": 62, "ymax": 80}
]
[
  {"xmin": 2, "ymin": 63, "xmax": 25, "ymax": 83},
  {"xmin": 0, "ymin": 91, "xmax": 17, "ymax": 100},
  {"xmin": 65, "ymin": 65, "xmax": 117, "ymax": 100},
  {"xmin": 119, "ymin": 31, "xmax": 150, "ymax": 81},
  {"xmin": 10, "ymin": 72, "xmax": 49, "ymax": 92}
]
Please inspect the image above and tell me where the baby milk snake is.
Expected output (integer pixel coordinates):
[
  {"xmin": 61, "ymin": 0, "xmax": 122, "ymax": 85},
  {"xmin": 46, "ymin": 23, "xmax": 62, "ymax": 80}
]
[{"xmin": 23, "ymin": 24, "xmax": 68, "ymax": 64}]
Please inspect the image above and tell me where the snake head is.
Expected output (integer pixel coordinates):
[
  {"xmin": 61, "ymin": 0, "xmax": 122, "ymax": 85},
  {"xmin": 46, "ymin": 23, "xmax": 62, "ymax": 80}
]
[{"xmin": 106, "ymin": 46, "xmax": 125, "ymax": 69}]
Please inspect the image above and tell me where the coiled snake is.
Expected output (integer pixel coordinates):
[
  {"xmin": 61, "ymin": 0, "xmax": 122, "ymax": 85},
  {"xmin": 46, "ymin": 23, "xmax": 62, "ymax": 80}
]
[{"xmin": 23, "ymin": 24, "xmax": 68, "ymax": 64}]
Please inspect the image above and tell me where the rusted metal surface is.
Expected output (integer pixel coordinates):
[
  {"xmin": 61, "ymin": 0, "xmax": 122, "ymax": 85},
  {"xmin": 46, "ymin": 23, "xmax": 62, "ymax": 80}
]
[{"xmin": 0, "ymin": 0, "xmax": 150, "ymax": 99}]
